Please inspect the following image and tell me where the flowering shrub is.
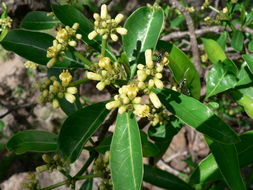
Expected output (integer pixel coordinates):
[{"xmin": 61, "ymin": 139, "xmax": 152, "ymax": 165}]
[{"xmin": 1, "ymin": 0, "xmax": 253, "ymax": 190}]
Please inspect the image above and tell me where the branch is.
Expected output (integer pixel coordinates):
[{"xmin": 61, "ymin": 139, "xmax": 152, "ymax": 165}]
[{"xmin": 169, "ymin": 0, "xmax": 203, "ymax": 76}]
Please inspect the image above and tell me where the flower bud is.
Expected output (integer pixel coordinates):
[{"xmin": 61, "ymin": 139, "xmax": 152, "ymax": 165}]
[
  {"xmin": 68, "ymin": 40, "xmax": 77, "ymax": 47},
  {"xmin": 156, "ymin": 65, "xmax": 163, "ymax": 72},
  {"xmin": 145, "ymin": 49, "xmax": 153, "ymax": 68},
  {"xmin": 36, "ymin": 165, "xmax": 48, "ymax": 173},
  {"xmin": 137, "ymin": 64, "xmax": 144, "ymax": 70},
  {"xmin": 87, "ymin": 72, "xmax": 102, "ymax": 81},
  {"xmin": 93, "ymin": 13, "xmax": 100, "ymax": 20},
  {"xmin": 118, "ymin": 106, "xmax": 127, "ymax": 114},
  {"xmin": 102, "ymin": 34, "xmax": 108, "ymax": 39},
  {"xmin": 102, "ymin": 21, "xmax": 107, "ymax": 28},
  {"xmin": 47, "ymin": 58, "xmax": 56, "ymax": 68},
  {"xmin": 96, "ymin": 82, "xmax": 106, "ymax": 91},
  {"xmin": 99, "ymin": 57, "xmax": 111, "ymax": 70},
  {"xmin": 67, "ymin": 87, "xmax": 78, "ymax": 94},
  {"xmin": 122, "ymin": 96, "xmax": 130, "ymax": 104},
  {"xmin": 154, "ymin": 79, "xmax": 164, "ymax": 89},
  {"xmin": 65, "ymin": 93, "xmax": 76, "ymax": 103},
  {"xmin": 110, "ymin": 33, "xmax": 118, "ymax": 42},
  {"xmin": 52, "ymin": 99, "xmax": 59, "ymax": 108},
  {"xmin": 57, "ymin": 92, "xmax": 64, "ymax": 98},
  {"xmin": 42, "ymin": 90, "xmax": 49, "ymax": 98},
  {"xmin": 138, "ymin": 81, "xmax": 145, "ymax": 89},
  {"xmin": 88, "ymin": 31, "xmax": 98, "ymax": 40},
  {"xmin": 100, "ymin": 4, "xmax": 108, "ymax": 19},
  {"xmin": 149, "ymin": 92, "xmax": 162, "ymax": 108},
  {"xmin": 72, "ymin": 23, "xmax": 79, "ymax": 30},
  {"xmin": 76, "ymin": 34, "xmax": 82, "ymax": 39},
  {"xmin": 42, "ymin": 154, "xmax": 51, "ymax": 163},
  {"xmin": 133, "ymin": 97, "xmax": 142, "ymax": 104},
  {"xmin": 106, "ymin": 100, "xmax": 120, "ymax": 110},
  {"xmin": 115, "ymin": 14, "xmax": 124, "ymax": 24},
  {"xmin": 148, "ymin": 79, "xmax": 155, "ymax": 88},
  {"xmin": 155, "ymin": 73, "xmax": 163, "ymax": 79},
  {"xmin": 137, "ymin": 70, "xmax": 147, "ymax": 82},
  {"xmin": 116, "ymin": 27, "xmax": 127, "ymax": 35}
]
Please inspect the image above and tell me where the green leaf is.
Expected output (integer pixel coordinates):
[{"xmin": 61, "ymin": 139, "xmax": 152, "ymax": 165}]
[
  {"xmin": 154, "ymin": 88, "xmax": 240, "ymax": 144},
  {"xmin": 123, "ymin": 6, "xmax": 164, "ymax": 63},
  {"xmin": 110, "ymin": 112, "xmax": 143, "ymax": 190},
  {"xmin": 231, "ymin": 30, "xmax": 244, "ymax": 52},
  {"xmin": 58, "ymin": 97, "xmax": 82, "ymax": 116},
  {"xmin": 95, "ymin": 135, "xmax": 112, "ymax": 154},
  {"xmin": 236, "ymin": 62, "xmax": 253, "ymax": 86},
  {"xmin": 80, "ymin": 178, "xmax": 93, "ymax": 190},
  {"xmin": 242, "ymin": 54, "xmax": 253, "ymax": 74},
  {"xmin": 191, "ymin": 130, "xmax": 253, "ymax": 184},
  {"xmin": 206, "ymin": 58, "xmax": 238, "ymax": 99},
  {"xmin": 157, "ymin": 40, "xmax": 201, "ymax": 99},
  {"xmin": 21, "ymin": 11, "xmax": 59, "ymax": 30},
  {"xmin": 0, "ymin": 120, "xmax": 5, "ymax": 132},
  {"xmin": 52, "ymin": 5, "xmax": 116, "ymax": 61},
  {"xmin": 7, "ymin": 130, "xmax": 58, "ymax": 154},
  {"xmin": 217, "ymin": 31, "xmax": 228, "ymax": 50},
  {"xmin": 144, "ymin": 165, "xmax": 194, "ymax": 190},
  {"xmin": 1, "ymin": 29, "xmax": 82, "ymax": 68},
  {"xmin": 170, "ymin": 15, "xmax": 185, "ymax": 28},
  {"xmin": 148, "ymin": 117, "xmax": 181, "ymax": 161},
  {"xmin": 140, "ymin": 131, "xmax": 160, "ymax": 157},
  {"xmin": 58, "ymin": 102, "xmax": 109, "ymax": 162},
  {"xmin": 248, "ymin": 40, "xmax": 253, "ymax": 52},
  {"xmin": 206, "ymin": 137, "xmax": 246, "ymax": 190},
  {"xmin": 202, "ymin": 38, "xmax": 226, "ymax": 64}
]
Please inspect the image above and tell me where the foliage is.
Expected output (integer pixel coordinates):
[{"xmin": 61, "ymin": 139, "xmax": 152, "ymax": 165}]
[{"xmin": 1, "ymin": 0, "xmax": 253, "ymax": 190}]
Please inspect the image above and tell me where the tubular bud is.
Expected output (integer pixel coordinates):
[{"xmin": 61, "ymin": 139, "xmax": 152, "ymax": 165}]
[
  {"xmin": 149, "ymin": 92, "xmax": 162, "ymax": 108},
  {"xmin": 106, "ymin": 100, "xmax": 120, "ymax": 110},
  {"xmin": 115, "ymin": 14, "xmax": 124, "ymax": 24},
  {"xmin": 87, "ymin": 72, "xmax": 102, "ymax": 81},
  {"xmin": 110, "ymin": 33, "xmax": 118, "ymax": 42},
  {"xmin": 96, "ymin": 82, "xmax": 106, "ymax": 91},
  {"xmin": 65, "ymin": 93, "xmax": 76, "ymax": 103},
  {"xmin": 88, "ymin": 31, "xmax": 98, "ymax": 40},
  {"xmin": 145, "ymin": 49, "xmax": 154, "ymax": 68},
  {"xmin": 101, "ymin": 4, "xmax": 108, "ymax": 19},
  {"xmin": 67, "ymin": 87, "xmax": 78, "ymax": 94},
  {"xmin": 52, "ymin": 99, "xmax": 59, "ymax": 108},
  {"xmin": 116, "ymin": 27, "xmax": 127, "ymax": 35},
  {"xmin": 154, "ymin": 79, "xmax": 164, "ymax": 89},
  {"xmin": 68, "ymin": 40, "xmax": 77, "ymax": 47},
  {"xmin": 118, "ymin": 106, "xmax": 127, "ymax": 114},
  {"xmin": 76, "ymin": 34, "xmax": 82, "ymax": 39}
]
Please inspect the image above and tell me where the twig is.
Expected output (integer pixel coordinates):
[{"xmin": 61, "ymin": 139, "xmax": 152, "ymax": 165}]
[
  {"xmin": 169, "ymin": 0, "xmax": 203, "ymax": 76},
  {"xmin": 0, "ymin": 102, "xmax": 37, "ymax": 119}
]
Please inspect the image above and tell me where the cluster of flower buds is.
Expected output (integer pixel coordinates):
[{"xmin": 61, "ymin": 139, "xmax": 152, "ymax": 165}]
[
  {"xmin": 46, "ymin": 23, "xmax": 82, "ymax": 68},
  {"xmin": 88, "ymin": 4, "xmax": 127, "ymax": 41},
  {"xmin": 148, "ymin": 108, "xmax": 169, "ymax": 126},
  {"xmin": 87, "ymin": 56, "xmax": 125, "ymax": 91},
  {"xmin": 93, "ymin": 152, "xmax": 112, "ymax": 190},
  {"xmin": 36, "ymin": 154, "xmax": 64, "ymax": 173},
  {"xmin": 0, "ymin": 16, "xmax": 12, "ymax": 31},
  {"xmin": 105, "ymin": 49, "xmax": 169, "ymax": 125},
  {"xmin": 24, "ymin": 61, "xmax": 38, "ymax": 69},
  {"xmin": 201, "ymin": 0, "xmax": 209, "ymax": 10},
  {"xmin": 21, "ymin": 173, "xmax": 40, "ymax": 190},
  {"xmin": 36, "ymin": 71, "xmax": 77, "ymax": 108}
]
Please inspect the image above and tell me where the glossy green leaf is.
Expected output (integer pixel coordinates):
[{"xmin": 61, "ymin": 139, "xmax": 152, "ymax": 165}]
[
  {"xmin": 217, "ymin": 31, "xmax": 227, "ymax": 50},
  {"xmin": 236, "ymin": 62, "xmax": 253, "ymax": 86},
  {"xmin": 232, "ymin": 88, "xmax": 253, "ymax": 119},
  {"xmin": 206, "ymin": 58, "xmax": 238, "ymax": 99},
  {"xmin": 242, "ymin": 54, "xmax": 253, "ymax": 74},
  {"xmin": 170, "ymin": 15, "xmax": 185, "ymax": 28},
  {"xmin": 1, "ymin": 29, "xmax": 82, "ymax": 68},
  {"xmin": 206, "ymin": 137, "xmax": 246, "ymax": 190},
  {"xmin": 21, "ymin": 11, "xmax": 59, "ymax": 30},
  {"xmin": 140, "ymin": 131, "xmax": 160, "ymax": 157},
  {"xmin": 95, "ymin": 135, "xmax": 112, "ymax": 154},
  {"xmin": 231, "ymin": 30, "xmax": 244, "ymax": 52},
  {"xmin": 148, "ymin": 117, "xmax": 181, "ymax": 161},
  {"xmin": 248, "ymin": 40, "xmax": 253, "ymax": 52},
  {"xmin": 144, "ymin": 165, "xmax": 194, "ymax": 190},
  {"xmin": 80, "ymin": 178, "xmax": 93, "ymax": 190},
  {"xmin": 202, "ymin": 38, "xmax": 226, "ymax": 64},
  {"xmin": 191, "ymin": 130, "xmax": 253, "ymax": 184},
  {"xmin": 154, "ymin": 88, "xmax": 240, "ymax": 144},
  {"xmin": 157, "ymin": 40, "xmax": 201, "ymax": 99},
  {"xmin": 110, "ymin": 112, "xmax": 143, "ymax": 190},
  {"xmin": 7, "ymin": 130, "xmax": 57, "ymax": 154},
  {"xmin": 58, "ymin": 102, "xmax": 109, "ymax": 162},
  {"xmin": 123, "ymin": 6, "xmax": 164, "ymax": 62},
  {"xmin": 52, "ymin": 5, "xmax": 116, "ymax": 61}
]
